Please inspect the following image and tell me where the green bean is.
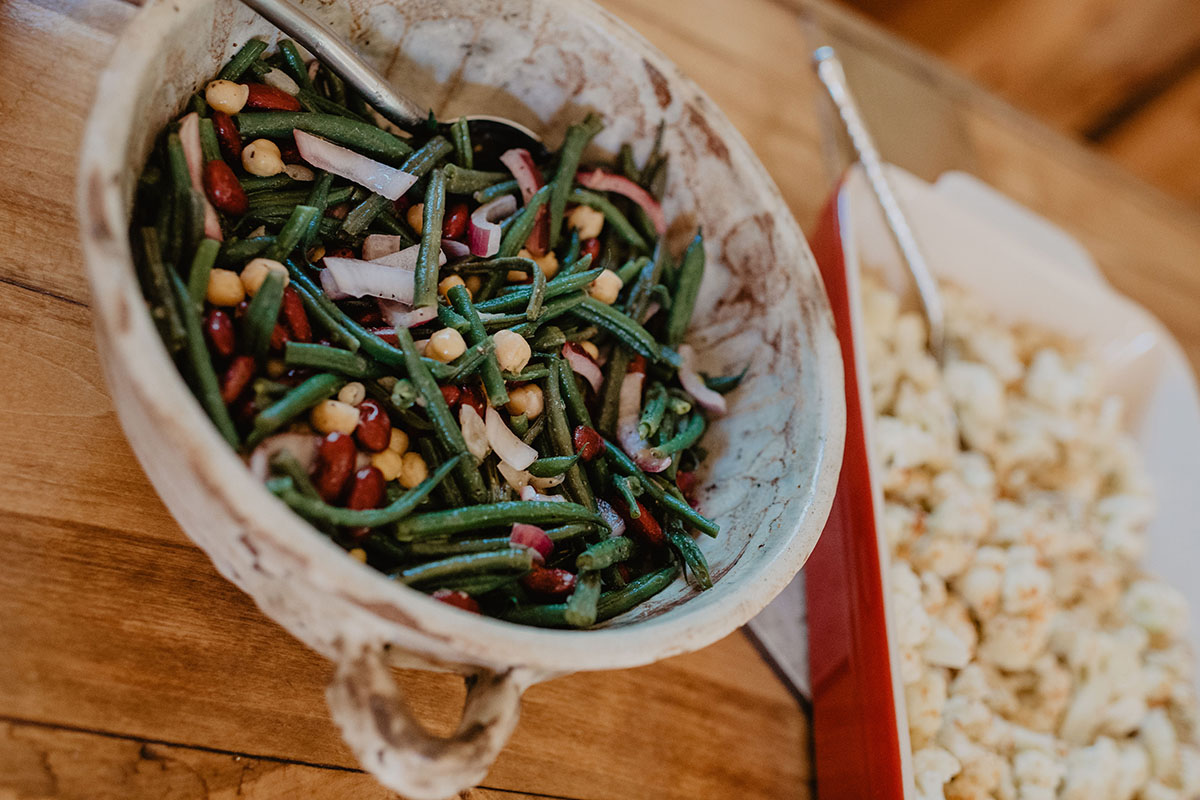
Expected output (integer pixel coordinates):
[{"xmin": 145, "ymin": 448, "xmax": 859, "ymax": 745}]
[
  {"xmin": 561, "ymin": 230, "xmax": 582, "ymax": 267},
  {"xmin": 394, "ymin": 548, "xmax": 534, "ymax": 586},
  {"xmin": 442, "ymin": 337, "xmax": 497, "ymax": 383},
  {"xmin": 437, "ymin": 303, "xmax": 470, "ymax": 334},
  {"xmin": 503, "ymin": 565, "xmax": 678, "ymax": 627},
  {"xmin": 217, "ymin": 236, "xmax": 273, "ymax": 269},
  {"xmin": 270, "ymin": 455, "xmax": 461, "ymax": 528},
  {"xmin": 509, "ymin": 413, "xmax": 530, "ymax": 438},
  {"xmin": 393, "ymin": 500, "xmax": 602, "ymax": 541},
  {"xmin": 240, "ymin": 175, "xmax": 295, "ymax": 195},
  {"xmin": 435, "ymin": 572, "xmax": 525, "ymax": 596},
  {"xmin": 218, "ymin": 38, "xmax": 268, "ymax": 81},
  {"xmin": 527, "ymin": 454, "xmax": 580, "ymax": 477},
  {"xmin": 666, "ymin": 230, "xmax": 704, "ymax": 348},
  {"xmin": 284, "ymin": 342, "xmax": 377, "ymax": 378},
  {"xmin": 601, "ymin": 436, "xmax": 719, "ymax": 537},
  {"xmin": 625, "ymin": 240, "xmax": 667, "ymax": 320},
  {"xmin": 561, "ymin": 570, "xmax": 600, "ymax": 628},
  {"xmin": 666, "ymin": 391, "xmax": 693, "ymax": 416},
  {"xmin": 403, "ymin": 136, "xmax": 453, "ymax": 178},
  {"xmin": 185, "ymin": 239, "xmax": 221, "ymax": 312},
  {"xmin": 468, "ymin": 181, "xmax": 517, "ymax": 206},
  {"xmin": 287, "ymin": 279, "xmax": 360, "ymax": 353},
  {"xmin": 545, "ymin": 358, "xmax": 594, "ymax": 510},
  {"xmin": 296, "ymin": 87, "xmax": 366, "ymax": 120},
  {"xmin": 652, "ymin": 413, "xmax": 704, "ymax": 458},
  {"xmin": 546, "ymin": 523, "xmax": 602, "ymax": 542},
  {"xmin": 318, "ymin": 64, "xmax": 347, "ymax": 105},
  {"xmin": 247, "ymin": 186, "xmax": 352, "ymax": 216},
  {"xmin": 450, "ymin": 117, "xmax": 473, "ymax": 169},
  {"xmin": 525, "ymin": 257, "xmax": 548, "ymax": 320},
  {"xmin": 444, "ymin": 165, "xmax": 511, "ymax": 195},
  {"xmin": 247, "ymin": 373, "xmax": 343, "ymax": 447},
  {"xmin": 299, "ymin": 172, "xmax": 333, "ymax": 250},
  {"xmin": 615, "ymin": 256, "xmax": 648, "ymax": 288},
  {"xmin": 509, "ymin": 292, "xmax": 589, "ymax": 338},
  {"xmin": 135, "ymin": 227, "xmax": 187, "ymax": 356},
  {"xmin": 408, "ymin": 535, "xmax": 511, "ymax": 557},
  {"xmin": 277, "ymin": 40, "xmax": 313, "ymax": 89},
  {"xmin": 393, "ymin": 325, "xmax": 488, "ymax": 503},
  {"xmin": 242, "ymin": 270, "xmax": 285, "ymax": 360},
  {"xmin": 269, "ymin": 450, "xmax": 322, "ymax": 500},
  {"xmin": 264, "ymin": 205, "xmax": 319, "ymax": 262},
  {"xmin": 568, "ymin": 188, "xmax": 648, "ymax": 251},
  {"xmin": 499, "ymin": 182, "xmax": 554, "ymax": 258},
  {"xmin": 189, "ymin": 92, "xmax": 209, "ymax": 118},
  {"xmin": 502, "ymin": 366, "xmax": 551, "ymax": 382},
  {"xmin": 571, "ymin": 296, "xmax": 660, "ymax": 360},
  {"xmin": 638, "ymin": 382, "xmax": 667, "ymax": 440},
  {"xmin": 413, "ymin": 168, "xmax": 446, "ymax": 307},
  {"xmin": 619, "ymin": 143, "xmax": 638, "ymax": 181},
  {"xmin": 286, "ymin": 265, "xmax": 414, "ymax": 366},
  {"xmin": 531, "ymin": 326, "xmax": 566, "ymax": 351},
  {"xmin": 614, "ymin": 475, "xmax": 642, "ymax": 516},
  {"xmin": 475, "ymin": 264, "xmax": 598, "ymax": 314},
  {"xmin": 520, "ymin": 415, "xmax": 545, "ymax": 446},
  {"xmin": 597, "ymin": 348, "xmax": 630, "ymax": 438},
  {"xmin": 558, "ymin": 355, "xmax": 593, "ymax": 427},
  {"xmin": 340, "ymin": 193, "xmax": 391, "ymax": 236},
  {"xmin": 577, "ymin": 536, "xmax": 634, "ymax": 572},
  {"xmin": 167, "ymin": 270, "xmax": 239, "ymax": 447},
  {"xmin": 237, "ymin": 113, "xmax": 413, "ymax": 163},
  {"xmin": 447, "ymin": 285, "xmax": 508, "ymax": 406},
  {"xmin": 166, "ymin": 133, "xmax": 203, "ymax": 260},
  {"xmin": 548, "ymin": 113, "xmax": 603, "ymax": 248},
  {"xmin": 704, "ymin": 364, "xmax": 750, "ymax": 394},
  {"xmin": 418, "ymin": 437, "xmax": 463, "ymax": 508},
  {"xmin": 668, "ymin": 520, "xmax": 712, "ymax": 590},
  {"xmin": 198, "ymin": 117, "xmax": 221, "ymax": 162}
]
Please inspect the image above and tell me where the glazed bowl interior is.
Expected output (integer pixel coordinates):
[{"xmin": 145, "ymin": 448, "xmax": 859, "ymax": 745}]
[{"xmin": 79, "ymin": 0, "xmax": 844, "ymax": 674}]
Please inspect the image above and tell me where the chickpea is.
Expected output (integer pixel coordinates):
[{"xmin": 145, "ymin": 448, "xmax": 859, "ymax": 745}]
[
  {"xmin": 241, "ymin": 138, "xmax": 285, "ymax": 177},
  {"xmin": 579, "ymin": 341, "xmax": 600, "ymax": 361},
  {"xmin": 535, "ymin": 250, "xmax": 559, "ymax": 279},
  {"xmin": 506, "ymin": 384, "xmax": 544, "ymax": 420},
  {"xmin": 310, "ymin": 399, "xmax": 360, "ymax": 435},
  {"xmin": 388, "ymin": 428, "xmax": 410, "ymax": 455},
  {"xmin": 240, "ymin": 257, "xmax": 289, "ymax": 296},
  {"xmin": 567, "ymin": 205, "xmax": 605, "ymax": 240},
  {"xmin": 370, "ymin": 448, "xmax": 405, "ymax": 482},
  {"xmin": 206, "ymin": 268, "xmax": 245, "ymax": 306},
  {"xmin": 265, "ymin": 359, "xmax": 287, "ymax": 379},
  {"xmin": 398, "ymin": 451, "xmax": 429, "ymax": 489},
  {"xmin": 348, "ymin": 547, "xmax": 368, "ymax": 563},
  {"xmin": 587, "ymin": 269, "xmax": 623, "ymax": 305},
  {"xmin": 407, "ymin": 203, "xmax": 424, "ymax": 232},
  {"xmin": 493, "ymin": 329, "xmax": 531, "ymax": 373},
  {"xmin": 464, "ymin": 275, "xmax": 483, "ymax": 295},
  {"xmin": 439, "ymin": 274, "xmax": 468, "ymax": 300},
  {"xmin": 204, "ymin": 79, "xmax": 249, "ymax": 115},
  {"xmin": 337, "ymin": 381, "xmax": 366, "ymax": 407},
  {"xmin": 426, "ymin": 328, "xmax": 467, "ymax": 363}
]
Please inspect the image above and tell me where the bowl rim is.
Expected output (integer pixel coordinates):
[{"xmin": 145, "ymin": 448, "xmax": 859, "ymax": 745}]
[{"xmin": 76, "ymin": 0, "xmax": 846, "ymax": 674}]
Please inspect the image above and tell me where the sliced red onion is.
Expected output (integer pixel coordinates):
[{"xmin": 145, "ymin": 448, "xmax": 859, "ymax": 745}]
[
  {"xmin": 362, "ymin": 234, "xmax": 408, "ymax": 262},
  {"xmin": 441, "ymin": 238, "xmax": 471, "ymax": 260},
  {"xmin": 469, "ymin": 195, "xmax": 517, "ymax": 257},
  {"xmin": 294, "ymin": 129, "xmax": 417, "ymax": 201},
  {"xmin": 520, "ymin": 485, "xmax": 567, "ymax": 503},
  {"xmin": 576, "ymin": 168, "xmax": 667, "ymax": 235},
  {"xmin": 497, "ymin": 460, "xmax": 532, "ymax": 491},
  {"xmin": 597, "ymin": 499, "xmax": 627, "ymax": 537},
  {"xmin": 510, "ymin": 523, "xmax": 553, "ymax": 563},
  {"xmin": 177, "ymin": 112, "xmax": 223, "ymax": 241},
  {"xmin": 261, "ymin": 68, "xmax": 300, "ymax": 95},
  {"xmin": 485, "ymin": 407, "xmax": 537, "ymax": 470},
  {"xmin": 617, "ymin": 370, "xmax": 671, "ymax": 473},
  {"xmin": 499, "ymin": 148, "xmax": 544, "ymax": 203},
  {"xmin": 248, "ymin": 432, "xmax": 318, "ymax": 481},
  {"xmin": 678, "ymin": 344, "xmax": 728, "ymax": 415},
  {"xmin": 370, "ymin": 243, "xmax": 447, "ymax": 271},
  {"xmin": 562, "ymin": 342, "xmax": 603, "ymax": 393},
  {"xmin": 378, "ymin": 299, "xmax": 437, "ymax": 329},
  {"xmin": 459, "ymin": 404, "xmax": 490, "ymax": 461},
  {"xmin": 320, "ymin": 257, "xmax": 414, "ymax": 303},
  {"xmin": 306, "ymin": 60, "xmax": 320, "ymax": 81},
  {"xmin": 642, "ymin": 300, "xmax": 662, "ymax": 324}
]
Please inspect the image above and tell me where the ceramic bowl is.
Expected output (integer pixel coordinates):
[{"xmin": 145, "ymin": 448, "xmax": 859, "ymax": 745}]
[{"xmin": 76, "ymin": 0, "xmax": 845, "ymax": 796}]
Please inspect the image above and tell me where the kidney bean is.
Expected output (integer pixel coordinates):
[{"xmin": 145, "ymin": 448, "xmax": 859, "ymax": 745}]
[
  {"xmin": 244, "ymin": 83, "xmax": 302, "ymax": 112},
  {"xmin": 572, "ymin": 425, "xmax": 606, "ymax": 461},
  {"xmin": 618, "ymin": 498, "xmax": 665, "ymax": 547},
  {"xmin": 345, "ymin": 466, "xmax": 386, "ymax": 510},
  {"xmin": 617, "ymin": 563, "xmax": 633, "ymax": 583},
  {"xmin": 393, "ymin": 195, "xmax": 412, "ymax": 216},
  {"xmin": 581, "ymin": 237, "xmax": 601, "ymax": 261},
  {"xmin": 442, "ymin": 201, "xmax": 469, "ymax": 239},
  {"xmin": 369, "ymin": 326, "xmax": 399, "ymax": 345},
  {"xmin": 626, "ymin": 354, "xmax": 648, "ymax": 375},
  {"xmin": 675, "ymin": 470, "xmax": 699, "ymax": 506},
  {"xmin": 314, "ymin": 432, "xmax": 356, "ymax": 502},
  {"xmin": 220, "ymin": 355, "xmax": 256, "ymax": 404},
  {"xmin": 203, "ymin": 159, "xmax": 248, "ymax": 215},
  {"xmin": 205, "ymin": 308, "xmax": 235, "ymax": 358},
  {"xmin": 431, "ymin": 589, "xmax": 480, "ymax": 613},
  {"xmin": 210, "ymin": 111, "xmax": 242, "ymax": 164},
  {"xmin": 355, "ymin": 399, "xmax": 391, "ymax": 452},
  {"xmin": 269, "ymin": 323, "xmax": 289, "ymax": 352},
  {"xmin": 439, "ymin": 384, "xmax": 462, "ymax": 407},
  {"xmin": 277, "ymin": 138, "xmax": 302, "ymax": 164},
  {"xmin": 280, "ymin": 286, "xmax": 312, "ymax": 342},
  {"xmin": 326, "ymin": 202, "xmax": 350, "ymax": 220},
  {"xmin": 520, "ymin": 566, "xmax": 577, "ymax": 599},
  {"xmin": 459, "ymin": 385, "xmax": 485, "ymax": 418}
]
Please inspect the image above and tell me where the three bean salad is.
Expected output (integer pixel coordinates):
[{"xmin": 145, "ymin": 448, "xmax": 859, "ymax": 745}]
[{"xmin": 131, "ymin": 38, "xmax": 743, "ymax": 627}]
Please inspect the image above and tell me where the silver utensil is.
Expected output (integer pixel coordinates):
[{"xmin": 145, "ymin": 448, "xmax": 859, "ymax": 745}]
[
  {"xmin": 239, "ymin": 0, "xmax": 546, "ymax": 162},
  {"xmin": 812, "ymin": 45, "xmax": 946, "ymax": 362}
]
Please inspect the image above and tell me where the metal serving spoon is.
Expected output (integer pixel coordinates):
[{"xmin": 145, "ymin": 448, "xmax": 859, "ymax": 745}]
[
  {"xmin": 812, "ymin": 45, "xmax": 946, "ymax": 363},
  {"xmin": 240, "ymin": 0, "xmax": 548, "ymax": 166}
]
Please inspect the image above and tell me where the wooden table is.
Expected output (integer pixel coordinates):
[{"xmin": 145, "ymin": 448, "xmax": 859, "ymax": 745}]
[{"xmin": 5, "ymin": 1, "xmax": 1200, "ymax": 798}]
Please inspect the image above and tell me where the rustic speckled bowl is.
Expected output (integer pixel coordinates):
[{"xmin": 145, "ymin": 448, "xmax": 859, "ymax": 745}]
[{"xmin": 77, "ymin": 0, "xmax": 845, "ymax": 796}]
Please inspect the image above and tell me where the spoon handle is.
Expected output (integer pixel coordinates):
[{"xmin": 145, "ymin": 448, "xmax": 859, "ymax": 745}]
[
  {"xmin": 812, "ymin": 46, "xmax": 946, "ymax": 362},
  {"xmin": 240, "ymin": 0, "xmax": 427, "ymax": 128}
]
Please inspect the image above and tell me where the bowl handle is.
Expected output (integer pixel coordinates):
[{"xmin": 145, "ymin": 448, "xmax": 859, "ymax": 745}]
[{"xmin": 326, "ymin": 640, "xmax": 527, "ymax": 800}]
